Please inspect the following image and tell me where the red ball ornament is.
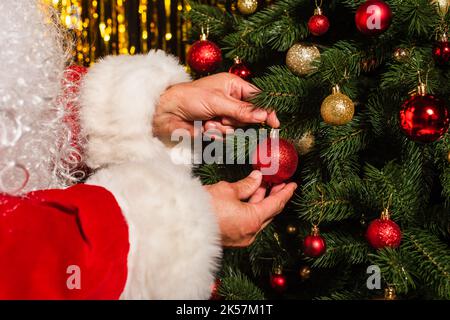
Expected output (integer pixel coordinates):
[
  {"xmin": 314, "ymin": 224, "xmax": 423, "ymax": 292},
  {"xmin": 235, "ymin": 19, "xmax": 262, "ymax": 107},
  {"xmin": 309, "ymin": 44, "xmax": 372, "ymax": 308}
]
[
  {"xmin": 432, "ymin": 35, "xmax": 450, "ymax": 66},
  {"xmin": 229, "ymin": 57, "xmax": 252, "ymax": 80},
  {"xmin": 399, "ymin": 84, "xmax": 449, "ymax": 143},
  {"xmin": 187, "ymin": 34, "xmax": 222, "ymax": 74},
  {"xmin": 308, "ymin": 8, "xmax": 330, "ymax": 36},
  {"xmin": 270, "ymin": 267, "xmax": 287, "ymax": 293},
  {"xmin": 251, "ymin": 134, "xmax": 299, "ymax": 185},
  {"xmin": 366, "ymin": 210, "xmax": 402, "ymax": 249},
  {"xmin": 302, "ymin": 226, "xmax": 326, "ymax": 258},
  {"xmin": 355, "ymin": 0, "xmax": 392, "ymax": 36}
]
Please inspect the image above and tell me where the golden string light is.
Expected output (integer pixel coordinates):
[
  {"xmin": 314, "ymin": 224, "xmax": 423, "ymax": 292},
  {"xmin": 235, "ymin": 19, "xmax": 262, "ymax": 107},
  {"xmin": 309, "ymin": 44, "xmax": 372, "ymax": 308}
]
[{"xmin": 44, "ymin": 0, "xmax": 200, "ymax": 66}]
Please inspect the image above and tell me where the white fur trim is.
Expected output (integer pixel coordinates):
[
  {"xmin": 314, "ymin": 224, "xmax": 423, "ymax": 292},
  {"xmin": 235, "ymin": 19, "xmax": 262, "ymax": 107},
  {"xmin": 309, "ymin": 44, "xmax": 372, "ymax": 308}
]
[
  {"xmin": 87, "ymin": 159, "xmax": 222, "ymax": 299},
  {"xmin": 80, "ymin": 50, "xmax": 191, "ymax": 169}
]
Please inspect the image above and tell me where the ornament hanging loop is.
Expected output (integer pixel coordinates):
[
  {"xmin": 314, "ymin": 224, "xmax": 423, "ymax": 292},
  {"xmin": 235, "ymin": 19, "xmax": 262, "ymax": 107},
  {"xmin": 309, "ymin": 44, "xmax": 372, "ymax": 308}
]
[
  {"xmin": 381, "ymin": 193, "xmax": 393, "ymax": 220},
  {"xmin": 331, "ymin": 84, "xmax": 341, "ymax": 94},
  {"xmin": 416, "ymin": 71, "xmax": 427, "ymax": 96},
  {"xmin": 200, "ymin": 24, "xmax": 210, "ymax": 40},
  {"xmin": 311, "ymin": 224, "xmax": 320, "ymax": 236},
  {"xmin": 314, "ymin": 0, "xmax": 323, "ymax": 10},
  {"xmin": 273, "ymin": 264, "xmax": 283, "ymax": 275}
]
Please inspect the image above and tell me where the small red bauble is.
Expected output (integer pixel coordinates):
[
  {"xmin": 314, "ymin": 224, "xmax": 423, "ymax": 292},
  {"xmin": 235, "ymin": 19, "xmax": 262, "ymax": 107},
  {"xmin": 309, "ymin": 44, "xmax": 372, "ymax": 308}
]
[
  {"xmin": 432, "ymin": 36, "xmax": 450, "ymax": 66},
  {"xmin": 366, "ymin": 210, "xmax": 402, "ymax": 249},
  {"xmin": 303, "ymin": 226, "xmax": 326, "ymax": 257},
  {"xmin": 399, "ymin": 84, "xmax": 449, "ymax": 143},
  {"xmin": 252, "ymin": 136, "xmax": 299, "ymax": 184},
  {"xmin": 355, "ymin": 0, "xmax": 392, "ymax": 36},
  {"xmin": 270, "ymin": 267, "xmax": 287, "ymax": 293},
  {"xmin": 308, "ymin": 8, "xmax": 330, "ymax": 36},
  {"xmin": 187, "ymin": 35, "xmax": 222, "ymax": 74},
  {"xmin": 229, "ymin": 57, "xmax": 252, "ymax": 80}
]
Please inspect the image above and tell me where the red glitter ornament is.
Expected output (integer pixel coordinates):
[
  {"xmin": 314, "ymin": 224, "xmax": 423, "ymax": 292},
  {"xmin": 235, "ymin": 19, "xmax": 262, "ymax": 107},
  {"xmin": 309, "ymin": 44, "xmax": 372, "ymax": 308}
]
[
  {"xmin": 366, "ymin": 209, "xmax": 402, "ymax": 249},
  {"xmin": 251, "ymin": 134, "xmax": 299, "ymax": 185},
  {"xmin": 229, "ymin": 57, "xmax": 252, "ymax": 80},
  {"xmin": 399, "ymin": 83, "xmax": 449, "ymax": 143},
  {"xmin": 270, "ymin": 267, "xmax": 287, "ymax": 293},
  {"xmin": 308, "ymin": 7, "xmax": 330, "ymax": 36},
  {"xmin": 187, "ymin": 34, "xmax": 222, "ymax": 74},
  {"xmin": 355, "ymin": 0, "xmax": 392, "ymax": 36},
  {"xmin": 433, "ymin": 34, "xmax": 450, "ymax": 66},
  {"xmin": 303, "ymin": 225, "xmax": 326, "ymax": 258}
]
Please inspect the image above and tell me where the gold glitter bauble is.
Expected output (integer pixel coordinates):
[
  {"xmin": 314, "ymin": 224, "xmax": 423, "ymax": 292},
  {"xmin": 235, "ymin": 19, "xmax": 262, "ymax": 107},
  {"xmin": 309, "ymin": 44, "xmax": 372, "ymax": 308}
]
[
  {"xmin": 432, "ymin": 0, "xmax": 450, "ymax": 15},
  {"xmin": 286, "ymin": 224, "xmax": 298, "ymax": 235},
  {"xmin": 296, "ymin": 131, "xmax": 315, "ymax": 155},
  {"xmin": 320, "ymin": 85, "xmax": 354, "ymax": 126},
  {"xmin": 237, "ymin": 0, "xmax": 258, "ymax": 15},
  {"xmin": 393, "ymin": 47, "xmax": 410, "ymax": 62},
  {"xmin": 299, "ymin": 265, "xmax": 311, "ymax": 280},
  {"xmin": 286, "ymin": 43, "xmax": 321, "ymax": 76}
]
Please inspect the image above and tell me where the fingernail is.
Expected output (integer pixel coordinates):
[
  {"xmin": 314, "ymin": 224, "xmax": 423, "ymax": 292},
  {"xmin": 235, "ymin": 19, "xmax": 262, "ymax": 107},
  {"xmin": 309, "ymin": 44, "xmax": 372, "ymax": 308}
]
[
  {"xmin": 250, "ymin": 170, "xmax": 262, "ymax": 179},
  {"xmin": 253, "ymin": 110, "xmax": 267, "ymax": 121},
  {"xmin": 275, "ymin": 118, "xmax": 281, "ymax": 128}
]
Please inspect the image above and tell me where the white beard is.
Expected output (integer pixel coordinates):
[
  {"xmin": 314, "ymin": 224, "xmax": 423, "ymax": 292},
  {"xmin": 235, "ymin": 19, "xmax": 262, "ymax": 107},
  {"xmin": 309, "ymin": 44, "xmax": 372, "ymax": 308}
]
[{"xmin": 0, "ymin": 0, "xmax": 75, "ymax": 194}]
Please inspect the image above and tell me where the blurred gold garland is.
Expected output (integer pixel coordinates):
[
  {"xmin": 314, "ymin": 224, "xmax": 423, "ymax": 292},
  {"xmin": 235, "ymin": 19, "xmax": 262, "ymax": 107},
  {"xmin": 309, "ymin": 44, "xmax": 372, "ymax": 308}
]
[{"xmin": 45, "ymin": 0, "xmax": 198, "ymax": 65}]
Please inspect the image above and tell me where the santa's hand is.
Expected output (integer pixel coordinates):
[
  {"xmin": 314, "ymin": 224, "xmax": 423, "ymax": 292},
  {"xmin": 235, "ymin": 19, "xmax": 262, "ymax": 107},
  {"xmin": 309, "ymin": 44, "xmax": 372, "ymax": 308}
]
[
  {"xmin": 205, "ymin": 170, "xmax": 297, "ymax": 247},
  {"xmin": 153, "ymin": 73, "xmax": 280, "ymax": 139}
]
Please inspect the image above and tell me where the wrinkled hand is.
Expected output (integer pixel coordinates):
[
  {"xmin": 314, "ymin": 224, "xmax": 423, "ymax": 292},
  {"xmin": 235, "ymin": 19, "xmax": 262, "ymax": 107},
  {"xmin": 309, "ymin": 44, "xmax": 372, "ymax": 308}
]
[
  {"xmin": 205, "ymin": 171, "xmax": 297, "ymax": 247},
  {"xmin": 153, "ymin": 73, "xmax": 280, "ymax": 140}
]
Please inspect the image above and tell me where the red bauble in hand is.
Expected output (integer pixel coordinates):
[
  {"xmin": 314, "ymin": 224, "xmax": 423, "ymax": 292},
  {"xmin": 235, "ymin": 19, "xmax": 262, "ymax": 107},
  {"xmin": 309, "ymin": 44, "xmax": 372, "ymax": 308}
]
[
  {"xmin": 355, "ymin": 0, "xmax": 392, "ymax": 36},
  {"xmin": 270, "ymin": 267, "xmax": 287, "ymax": 293},
  {"xmin": 366, "ymin": 210, "xmax": 402, "ymax": 249},
  {"xmin": 399, "ymin": 84, "xmax": 449, "ymax": 143},
  {"xmin": 229, "ymin": 57, "xmax": 252, "ymax": 80},
  {"xmin": 252, "ymin": 135, "xmax": 299, "ymax": 184},
  {"xmin": 308, "ymin": 8, "xmax": 330, "ymax": 36},
  {"xmin": 303, "ymin": 226, "xmax": 326, "ymax": 257},
  {"xmin": 432, "ymin": 36, "xmax": 450, "ymax": 66},
  {"xmin": 187, "ymin": 35, "xmax": 222, "ymax": 74}
]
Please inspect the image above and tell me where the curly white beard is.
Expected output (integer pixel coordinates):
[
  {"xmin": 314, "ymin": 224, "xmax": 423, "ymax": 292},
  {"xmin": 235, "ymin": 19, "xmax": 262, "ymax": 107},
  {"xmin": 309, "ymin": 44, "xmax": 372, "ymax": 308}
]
[{"xmin": 0, "ymin": 0, "xmax": 79, "ymax": 194}]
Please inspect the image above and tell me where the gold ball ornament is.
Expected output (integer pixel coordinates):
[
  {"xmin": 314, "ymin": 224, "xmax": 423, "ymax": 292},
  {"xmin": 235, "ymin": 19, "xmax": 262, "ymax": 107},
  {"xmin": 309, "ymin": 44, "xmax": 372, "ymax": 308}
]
[
  {"xmin": 296, "ymin": 131, "xmax": 315, "ymax": 155},
  {"xmin": 237, "ymin": 0, "xmax": 258, "ymax": 15},
  {"xmin": 320, "ymin": 85, "xmax": 355, "ymax": 126},
  {"xmin": 447, "ymin": 150, "xmax": 450, "ymax": 163},
  {"xmin": 286, "ymin": 43, "xmax": 321, "ymax": 76},
  {"xmin": 432, "ymin": 0, "xmax": 450, "ymax": 15},
  {"xmin": 393, "ymin": 47, "xmax": 410, "ymax": 63},
  {"xmin": 299, "ymin": 265, "xmax": 311, "ymax": 280}
]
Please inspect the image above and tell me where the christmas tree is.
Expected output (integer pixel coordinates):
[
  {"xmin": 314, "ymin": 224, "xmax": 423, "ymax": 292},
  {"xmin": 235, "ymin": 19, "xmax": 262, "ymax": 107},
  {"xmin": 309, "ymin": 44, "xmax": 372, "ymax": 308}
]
[{"xmin": 186, "ymin": 0, "xmax": 450, "ymax": 300}]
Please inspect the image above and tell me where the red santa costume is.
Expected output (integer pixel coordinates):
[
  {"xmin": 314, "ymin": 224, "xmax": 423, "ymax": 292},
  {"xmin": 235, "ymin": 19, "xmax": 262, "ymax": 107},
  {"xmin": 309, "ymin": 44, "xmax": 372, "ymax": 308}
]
[{"xmin": 0, "ymin": 0, "xmax": 221, "ymax": 299}]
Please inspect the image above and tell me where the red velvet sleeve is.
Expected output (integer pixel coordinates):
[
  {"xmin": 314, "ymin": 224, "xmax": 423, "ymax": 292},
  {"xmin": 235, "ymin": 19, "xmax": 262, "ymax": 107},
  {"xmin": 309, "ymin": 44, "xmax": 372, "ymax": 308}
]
[{"xmin": 0, "ymin": 184, "xmax": 129, "ymax": 300}]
